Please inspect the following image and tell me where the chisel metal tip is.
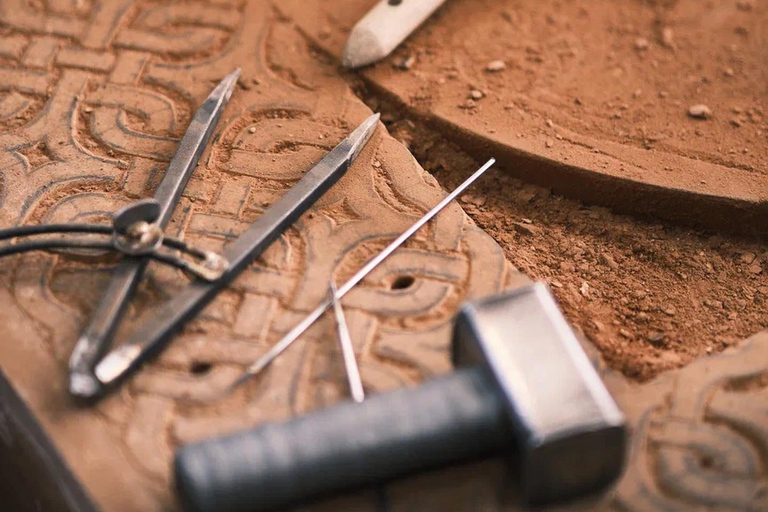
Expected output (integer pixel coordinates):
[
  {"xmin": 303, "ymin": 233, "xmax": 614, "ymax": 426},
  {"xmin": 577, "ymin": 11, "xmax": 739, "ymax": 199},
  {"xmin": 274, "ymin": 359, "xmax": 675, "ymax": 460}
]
[
  {"xmin": 212, "ymin": 68, "xmax": 241, "ymax": 102},
  {"xmin": 69, "ymin": 364, "xmax": 102, "ymax": 398},
  {"xmin": 346, "ymin": 113, "xmax": 380, "ymax": 163}
]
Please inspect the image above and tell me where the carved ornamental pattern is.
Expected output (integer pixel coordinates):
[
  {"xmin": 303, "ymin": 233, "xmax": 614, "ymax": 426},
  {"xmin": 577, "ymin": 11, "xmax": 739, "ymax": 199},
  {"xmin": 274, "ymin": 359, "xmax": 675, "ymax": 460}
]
[{"xmin": 0, "ymin": 1, "xmax": 765, "ymax": 512}]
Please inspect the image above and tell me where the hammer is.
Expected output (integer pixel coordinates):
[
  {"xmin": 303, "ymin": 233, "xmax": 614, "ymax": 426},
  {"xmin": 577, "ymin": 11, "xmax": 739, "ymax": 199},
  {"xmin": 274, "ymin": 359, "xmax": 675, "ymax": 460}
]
[{"xmin": 174, "ymin": 283, "xmax": 627, "ymax": 512}]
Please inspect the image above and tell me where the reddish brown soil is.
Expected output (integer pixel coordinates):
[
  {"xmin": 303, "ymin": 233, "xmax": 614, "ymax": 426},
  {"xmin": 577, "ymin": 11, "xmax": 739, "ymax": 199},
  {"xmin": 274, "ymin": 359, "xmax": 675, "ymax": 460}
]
[
  {"xmin": 279, "ymin": 0, "xmax": 768, "ymax": 237},
  {"xmin": 381, "ymin": 115, "xmax": 767, "ymax": 381},
  {"xmin": 276, "ymin": 0, "xmax": 768, "ymax": 381}
]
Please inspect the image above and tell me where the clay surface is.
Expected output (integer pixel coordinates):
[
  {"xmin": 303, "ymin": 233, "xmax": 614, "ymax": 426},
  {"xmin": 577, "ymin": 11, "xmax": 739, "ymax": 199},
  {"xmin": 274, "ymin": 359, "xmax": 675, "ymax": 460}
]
[
  {"xmin": 280, "ymin": 0, "xmax": 768, "ymax": 236},
  {"xmin": 0, "ymin": 1, "xmax": 766, "ymax": 512},
  {"xmin": 279, "ymin": 0, "xmax": 768, "ymax": 380},
  {"xmin": 0, "ymin": 1, "xmax": 521, "ymax": 510}
]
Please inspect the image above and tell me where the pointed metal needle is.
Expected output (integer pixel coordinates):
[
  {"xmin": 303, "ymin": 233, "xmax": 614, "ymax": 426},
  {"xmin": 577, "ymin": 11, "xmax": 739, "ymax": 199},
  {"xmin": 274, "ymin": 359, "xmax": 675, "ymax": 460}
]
[
  {"xmin": 227, "ymin": 158, "xmax": 496, "ymax": 392},
  {"xmin": 94, "ymin": 113, "xmax": 381, "ymax": 389},
  {"xmin": 329, "ymin": 282, "xmax": 365, "ymax": 403},
  {"xmin": 68, "ymin": 69, "xmax": 241, "ymax": 398}
]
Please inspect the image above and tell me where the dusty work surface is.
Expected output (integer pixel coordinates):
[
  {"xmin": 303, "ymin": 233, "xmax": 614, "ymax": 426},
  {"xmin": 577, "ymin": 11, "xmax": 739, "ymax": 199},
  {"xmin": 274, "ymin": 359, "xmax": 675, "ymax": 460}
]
[
  {"xmin": 0, "ymin": 1, "xmax": 767, "ymax": 512},
  {"xmin": 280, "ymin": 0, "xmax": 768, "ymax": 379},
  {"xmin": 280, "ymin": 0, "xmax": 768, "ymax": 236}
]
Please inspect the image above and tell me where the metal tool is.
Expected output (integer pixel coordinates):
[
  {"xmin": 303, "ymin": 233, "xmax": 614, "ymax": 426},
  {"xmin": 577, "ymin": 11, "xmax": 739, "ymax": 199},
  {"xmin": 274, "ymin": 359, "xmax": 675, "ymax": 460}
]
[
  {"xmin": 328, "ymin": 282, "xmax": 365, "ymax": 403},
  {"xmin": 343, "ymin": 0, "xmax": 448, "ymax": 69},
  {"xmin": 228, "ymin": 158, "xmax": 496, "ymax": 392},
  {"xmin": 0, "ymin": 223, "xmax": 226, "ymax": 279},
  {"xmin": 68, "ymin": 69, "xmax": 241, "ymax": 398},
  {"xmin": 92, "ymin": 113, "xmax": 381, "ymax": 393},
  {"xmin": 174, "ymin": 283, "xmax": 627, "ymax": 512}
]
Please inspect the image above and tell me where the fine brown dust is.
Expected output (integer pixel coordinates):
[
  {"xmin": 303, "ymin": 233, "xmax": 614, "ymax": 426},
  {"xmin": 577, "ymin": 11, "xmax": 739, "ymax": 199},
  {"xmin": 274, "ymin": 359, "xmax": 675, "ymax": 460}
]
[{"xmin": 377, "ymin": 112, "xmax": 767, "ymax": 382}]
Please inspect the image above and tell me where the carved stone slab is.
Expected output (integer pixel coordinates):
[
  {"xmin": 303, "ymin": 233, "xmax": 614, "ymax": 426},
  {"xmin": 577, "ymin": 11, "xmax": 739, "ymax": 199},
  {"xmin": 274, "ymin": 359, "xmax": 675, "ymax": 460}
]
[
  {"xmin": 0, "ymin": 2, "xmax": 766, "ymax": 512},
  {"xmin": 0, "ymin": 1, "xmax": 522, "ymax": 510},
  {"xmin": 277, "ymin": 0, "xmax": 768, "ymax": 236}
]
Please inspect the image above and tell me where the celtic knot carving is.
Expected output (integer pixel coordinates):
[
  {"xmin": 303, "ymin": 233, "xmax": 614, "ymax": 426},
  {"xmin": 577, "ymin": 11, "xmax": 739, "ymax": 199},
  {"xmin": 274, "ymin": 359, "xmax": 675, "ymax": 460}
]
[
  {"xmin": 614, "ymin": 331, "xmax": 768, "ymax": 512},
  {"xmin": 0, "ymin": 2, "xmax": 522, "ymax": 510}
]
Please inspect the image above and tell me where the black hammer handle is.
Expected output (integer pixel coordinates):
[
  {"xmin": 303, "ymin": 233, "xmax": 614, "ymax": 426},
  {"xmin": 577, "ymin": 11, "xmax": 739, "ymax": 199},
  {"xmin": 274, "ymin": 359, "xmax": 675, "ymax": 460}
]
[{"xmin": 175, "ymin": 367, "xmax": 511, "ymax": 512}]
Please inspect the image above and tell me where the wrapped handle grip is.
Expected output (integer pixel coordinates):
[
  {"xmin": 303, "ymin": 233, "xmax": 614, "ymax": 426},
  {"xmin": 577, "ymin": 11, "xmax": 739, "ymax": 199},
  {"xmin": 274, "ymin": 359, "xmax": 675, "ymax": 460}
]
[{"xmin": 175, "ymin": 367, "xmax": 511, "ymax": 512}]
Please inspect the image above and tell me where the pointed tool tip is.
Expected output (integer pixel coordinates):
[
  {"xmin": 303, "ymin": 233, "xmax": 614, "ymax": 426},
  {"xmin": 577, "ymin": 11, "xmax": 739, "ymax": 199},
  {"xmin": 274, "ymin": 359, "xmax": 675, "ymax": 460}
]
[
  {"xmin": 364, "ymin": 112, "xmax": 381, "ymax": 133},
  {"xmin": 212, "ymin": 68, "xmax": 242, "ymax": 102},
  {"xmin": 94, "ymin": 345, "xmax": 141, "ymax": 386},
  {"xmin": 347, "ymin": 113, "xmax": 380, "ymax": 162},
  {"xmin": 227, "ymin": 366, "xmax": 259, "ymax": 393},
  {"xmin": 225, "ymin": 68, "xmax": 242, "ymax": 81},
  {"xmin": 228, "ymin": 68, "xmax": 243, "ymax": 86},
  {"xmin": 68, "ymin": 372, "xmax": 102, "ymax": 399}
]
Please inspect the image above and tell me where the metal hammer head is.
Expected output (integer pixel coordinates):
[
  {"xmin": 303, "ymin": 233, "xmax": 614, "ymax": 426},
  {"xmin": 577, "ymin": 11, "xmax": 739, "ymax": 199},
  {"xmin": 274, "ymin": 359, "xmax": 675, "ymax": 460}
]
[{"xmin": 452, "ymin": 283, "xmax": 626, "ymax": 504}]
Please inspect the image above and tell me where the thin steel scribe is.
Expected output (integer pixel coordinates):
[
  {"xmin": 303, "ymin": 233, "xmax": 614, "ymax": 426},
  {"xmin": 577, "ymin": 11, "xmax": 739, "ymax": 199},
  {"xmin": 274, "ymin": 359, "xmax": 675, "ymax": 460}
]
[{"xmin": 227, "ymin": 158, "xmax": 496, "ymax": 392}]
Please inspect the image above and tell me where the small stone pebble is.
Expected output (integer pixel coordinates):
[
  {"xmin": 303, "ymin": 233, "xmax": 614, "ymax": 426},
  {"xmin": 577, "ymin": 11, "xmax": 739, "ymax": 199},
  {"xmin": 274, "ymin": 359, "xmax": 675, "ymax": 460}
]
[
  {"xmin": 485, "ymin": 60, "xmax": 506, "ymax": 72},
  {"xmin": 470, "ymin": 89, "xmax": 484, "ymax": 100},
  {"xmin": 545, "ymin": 139, "xmax": 554, "ymax": 148},
  {"xmin": 463, "ymin": 194, "xmax": 486, "ymax": 207},
  {"xmin": 513, "ymin": 222, "xmax": 537, "ymax": 236},
  {"xmin": 396, "ymin": 54, "xmax": 416, "ymax": 70},
  {"xmin": 688, "ymin": 104, "xmax": 712, "ymax": 119},
  {"xmin": 661, "ymin": 27, "xmax": 675, "ymax": 48},
  {"xmin": 600, "ymin": 252, "xmax": 619, "ymax": 269},
  {"xmin": 248, "ymin": 126, "xmax": 256, "ymax": 133},
  {"xmin": 634, "ymin": 37, "xmax": 650, "ymax": 50},
  {"xmin": 741, "ymin": 252, "xmax": 757, "ymax": 265},
  {"xmin": 724, "ymin": 67, "xmax": 735, "ymax": 77}
]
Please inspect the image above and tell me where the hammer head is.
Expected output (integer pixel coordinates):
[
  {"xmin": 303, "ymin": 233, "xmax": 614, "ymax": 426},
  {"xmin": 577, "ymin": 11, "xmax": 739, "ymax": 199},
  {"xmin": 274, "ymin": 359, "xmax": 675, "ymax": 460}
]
[{"xmin": 452, "ymin": 283, "xmax": 626, "ymax": 504}]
